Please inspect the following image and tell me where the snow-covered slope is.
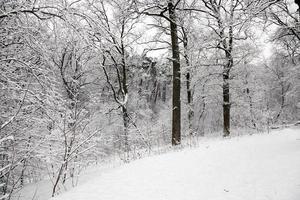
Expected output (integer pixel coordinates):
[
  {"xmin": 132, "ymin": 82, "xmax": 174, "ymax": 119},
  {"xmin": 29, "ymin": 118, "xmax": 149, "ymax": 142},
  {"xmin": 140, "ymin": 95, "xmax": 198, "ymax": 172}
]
[{"xmin": 50, "ymin": 128, "xmax": 300, "ymax": 200}]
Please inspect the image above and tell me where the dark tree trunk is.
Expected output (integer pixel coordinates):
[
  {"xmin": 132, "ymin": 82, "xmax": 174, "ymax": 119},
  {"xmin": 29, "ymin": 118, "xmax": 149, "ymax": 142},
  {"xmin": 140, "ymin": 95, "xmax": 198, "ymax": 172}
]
[
  {"xmin": 168, "ymin": 0, "xmax": 181, "ymax": 145},
  {"xmin": 186, "ymin": 73, "xmax": 192, "ymax": 105},
  {"xmin": 186, "ymin": 72, "xmax": 194, "ymax": 134},
  {"xmin": 52, "ymin": 164, "xmax": 64, "ymax": 197},
  {"xmin": 214, "ymin": 1, "xmax": 234, "ymax": 137},
  {"xmin": 223, "ymin": 58, "xmax": 232, "ymax": 137},
  {"xmin": 122, "ymin": 106, "xmax": 130, "ymax": 159},
  {"xmin": 162, "ymin": 80, "xmax": 167, "ymax": 102}
]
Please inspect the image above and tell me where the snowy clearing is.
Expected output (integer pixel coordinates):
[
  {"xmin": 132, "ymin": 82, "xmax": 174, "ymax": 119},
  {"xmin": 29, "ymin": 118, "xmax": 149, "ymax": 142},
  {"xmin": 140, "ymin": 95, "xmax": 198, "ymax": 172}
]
[{"xmin": 47, "ymin": 128, "xmax": 300, "ymax": 200}]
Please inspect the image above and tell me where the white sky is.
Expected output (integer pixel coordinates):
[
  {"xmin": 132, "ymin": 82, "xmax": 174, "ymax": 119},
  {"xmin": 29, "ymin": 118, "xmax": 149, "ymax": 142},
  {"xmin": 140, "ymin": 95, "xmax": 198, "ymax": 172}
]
[{"xmin": 130, "ymin": 0, "xmax": 299, "ymax": 62}]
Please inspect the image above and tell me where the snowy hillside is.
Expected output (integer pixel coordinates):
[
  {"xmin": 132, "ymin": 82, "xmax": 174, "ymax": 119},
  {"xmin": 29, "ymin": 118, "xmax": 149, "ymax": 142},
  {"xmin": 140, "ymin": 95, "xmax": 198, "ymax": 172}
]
[{"xmin": 44, "ymin": 128, "xmax": 300, "ymax": 200}]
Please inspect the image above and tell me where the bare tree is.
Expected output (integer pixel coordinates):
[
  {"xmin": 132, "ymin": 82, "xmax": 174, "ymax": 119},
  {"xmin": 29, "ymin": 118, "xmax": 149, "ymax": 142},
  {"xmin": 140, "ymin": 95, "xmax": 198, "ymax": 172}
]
[
  {"xmin": 135, "ymin": 0, "xmax": 182, "ymax": 145},
  {"xmin": 177, "ymin": 0, "xmax": 279, "ymax": 136}
]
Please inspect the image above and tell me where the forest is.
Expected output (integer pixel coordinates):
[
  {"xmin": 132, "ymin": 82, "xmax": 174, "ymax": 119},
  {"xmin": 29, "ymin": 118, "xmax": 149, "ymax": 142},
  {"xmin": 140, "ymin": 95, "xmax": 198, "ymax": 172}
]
[{"xmin": 0, "ymin": 0, "xmax": 300, "ymax": 199}]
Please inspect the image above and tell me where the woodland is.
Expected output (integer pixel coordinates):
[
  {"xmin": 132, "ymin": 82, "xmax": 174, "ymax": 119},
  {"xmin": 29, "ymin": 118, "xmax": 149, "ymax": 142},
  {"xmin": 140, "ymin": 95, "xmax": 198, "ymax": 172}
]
[{"xmin": 0, "ymin": 0, "xmax": 299, "ymax": 199}]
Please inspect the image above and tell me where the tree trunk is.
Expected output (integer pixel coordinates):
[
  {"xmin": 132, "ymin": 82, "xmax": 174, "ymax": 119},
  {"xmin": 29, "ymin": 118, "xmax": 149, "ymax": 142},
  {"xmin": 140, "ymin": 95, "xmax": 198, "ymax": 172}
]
[
  {"xmin": 122, "ymin": 106, "xmax": 130, "ymax": 161},
  {"xmin": 121, "ymin": 43, "xmax": 130, "ymax": 158},
  {"xmin": 52, "ymin": 164, "xmax": 64, "ymax": 197},
  {"xmin": 182, "ymin": 27, "xmax": 194, "ymax": 136},
  {"xmin": 246, "ymin": 87, "xmax": 257, "ymax": 129},
  {"xmin": 223, "ymin": 59, "xmax": 232, "ymax": 137},
  {"xmin": 274, "ymin": 82, "xmax": 285, "ymax": 123},
  {"xmin": 162, "ymin": 80, "xmax": 167, "ymax": 102},
  {"xmin": 168, "ymin": 0, "xmax": 181, "ymax": 145},
  {"xmin": 186, "ymin": 72, "xmax": 194, "ymax": 135}
]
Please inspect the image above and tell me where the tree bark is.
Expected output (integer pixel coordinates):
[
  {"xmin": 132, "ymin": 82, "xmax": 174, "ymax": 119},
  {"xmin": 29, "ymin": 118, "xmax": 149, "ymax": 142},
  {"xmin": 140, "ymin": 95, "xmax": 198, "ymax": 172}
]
[
  {"xmin": 182, "ymin": 27, "xmax": 194, "ymax": 136},
  {"xmin": 162, "ymin": 80, "xmax": 167, "ymax": 102},
  {"xmin": 245, "ymin": 80, "xmax": 257, "ymax": 129},
  {"xmin": 221, "ymin": 0, "xmax": 234, "ymax": 137},
  {"xmin": 121, "ymin": 41, "xmax": 130, "ymax": 158},
  {"xmin": 223, "ymin": 58, "xmax": 232, "ymax": 137},
  {"xmin": 122, "ymin": 106, "xmax": 130, "ymax": 161},
  {"xmin": 168, "ymin": 0, "xmax": 181, "ymax": 145}
]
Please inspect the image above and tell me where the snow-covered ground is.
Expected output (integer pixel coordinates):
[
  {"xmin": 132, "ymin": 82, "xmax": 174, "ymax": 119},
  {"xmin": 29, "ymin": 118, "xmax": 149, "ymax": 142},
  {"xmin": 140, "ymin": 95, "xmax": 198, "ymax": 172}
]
[{"xmin": 17, "ymin": 128, "xmax": 300, "ymax": 200}]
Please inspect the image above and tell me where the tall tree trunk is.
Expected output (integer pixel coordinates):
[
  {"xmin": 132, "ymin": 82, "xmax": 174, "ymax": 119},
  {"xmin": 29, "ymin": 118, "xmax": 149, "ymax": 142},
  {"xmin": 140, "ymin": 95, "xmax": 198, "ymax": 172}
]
[
  {"xmin": 52, "ymin": 164, "xmax": 64, "ymax": 197},
  {"xmin": 182, "ymin": 27, "xmax": 194, "ymax": 136},
  {"xmin": 223, "ymin": 57, "xmax": 232, "ymax": 137},
  {"xmin": 246, "ymin": 87, "xmax": 257, "ymax": 129},
  {"xmin": 168, "ymin": 0, "xmax": 181, "ymax": 145},
  {"xmin": 162, "ymin": 80, "xmax": 167, "ymax": 102},
  {"xmin": 216, "ymin": 0, "xmax": 234, "ymax": 137},
  {"xmin": 121, "ymin": 43, "xmax": 130, "ymax": 158},
  {"xmin": 122, "ymin": 106, "xmax": 130, "ymax": 161},
  {"xmin": 186, "ymin": 72, "xmax": 194, "ymax": 134}
]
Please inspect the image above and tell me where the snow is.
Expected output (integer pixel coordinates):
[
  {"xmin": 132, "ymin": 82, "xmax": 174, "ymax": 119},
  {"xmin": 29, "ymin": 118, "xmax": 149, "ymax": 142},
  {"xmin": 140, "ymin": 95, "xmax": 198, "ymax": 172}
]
[
  {"xmin": 13, "ymin": 128, "xmax": 300, "ymax": 200},
  {"xmin": 0, "ymin": 194, "xmax": 9, "ymax": 200},
  {"xmin": 0, "ymin": 136, "xmax": 14, "ymax": 143},
  {"xmin": 48, "ymin": 128, "xmax": 300, "ymax": 200}
]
